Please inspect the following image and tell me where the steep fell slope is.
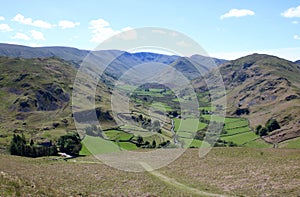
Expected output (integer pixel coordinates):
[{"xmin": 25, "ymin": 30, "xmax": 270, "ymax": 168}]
[{"xmin": 196, "ymin": 54, "xmax": 300, "ymax": 143}]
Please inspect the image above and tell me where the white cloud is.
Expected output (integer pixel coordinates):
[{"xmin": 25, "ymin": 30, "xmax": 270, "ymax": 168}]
[
  {"xmin": 30, "ymin": 30, "xmax": 45, "ymax": 40},
  {"xmin": 282, "ymin": 5, "xmax": 300, "ymax": 18},
  {"xmin": 12, "ymin": 14, "xmax": 52, "ymax": 28},
  {"xmin": 220, "ymin": 9, "xmax": 255, "ymax": 19},
  {"xmin": 0, "ymin": 24, "xmax": 13, "ymax": 32},
  {"xmin": 58, "ymin": 20, "xmax": 80, "ymax": 29},
  {"xmin": 12, "ymin": 33, "xmax": 31, "ymax": 41},
  {"xmin": 89, "ymin": 18, "xmax": 132, "ymax": 43},
  {"xmin": 294, "ymin": 35, "xmax": 300, "ymax": 40},
  {"xmin": 0, "ymin": 16, "xmax": 5, "ymax": 21},
  {"xmin": 292, "ymin": 21, "xmax": 299, "ymax": 24}
]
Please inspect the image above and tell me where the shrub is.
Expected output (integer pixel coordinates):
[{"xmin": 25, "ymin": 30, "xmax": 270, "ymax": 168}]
[
  {"xmin": 265, "ymin": 119, "xmax": 280, "ymax": 132},
  {"xmin": 235, "ymin": 108, "xmax": 250, "ymax": 115},
  {"xmin": 259, "ymin": 127, "xmax": 268, "ymax": 136},
  {"xmin": 255, "ymin": 125, "xmax": 262, "ymax": 135}
]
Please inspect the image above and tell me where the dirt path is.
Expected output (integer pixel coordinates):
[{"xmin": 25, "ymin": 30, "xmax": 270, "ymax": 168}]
[{"xmin": 140, "ymin": 162, "xmax": 228, "ymax": 197}]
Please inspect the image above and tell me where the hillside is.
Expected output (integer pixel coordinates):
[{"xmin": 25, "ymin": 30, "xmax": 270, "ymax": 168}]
[
  {"xmin": 196, "ymin": 53, "xmax": 300, "ymax": 143},
  {"xmin": 0, "ymin": 56, "xmax": 115, "ymax": 149},
  {"xmin": 1, "ymin": 148, "xmax": 299, "ymax": 196}
]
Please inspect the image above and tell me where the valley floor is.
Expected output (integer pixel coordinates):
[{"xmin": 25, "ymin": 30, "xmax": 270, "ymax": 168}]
[{"xmin": 0, "ymin": 148, "xmax": 299, "ymax": 196}]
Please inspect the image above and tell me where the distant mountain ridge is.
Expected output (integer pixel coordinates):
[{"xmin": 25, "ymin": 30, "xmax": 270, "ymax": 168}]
[{"xmin": 0, "ymin": 43, "xmax": 226, "ymax": 81}]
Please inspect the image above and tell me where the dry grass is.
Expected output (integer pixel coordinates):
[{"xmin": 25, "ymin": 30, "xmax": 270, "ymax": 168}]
[{"xmin": 0, "ymin": 148, "xmax": 300, "ymax": 196}]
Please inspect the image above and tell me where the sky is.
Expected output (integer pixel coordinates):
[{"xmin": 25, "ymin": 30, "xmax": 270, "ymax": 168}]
[{"xmin": 0, "ymin": 0, "xmax": 300, "ymax": 60}]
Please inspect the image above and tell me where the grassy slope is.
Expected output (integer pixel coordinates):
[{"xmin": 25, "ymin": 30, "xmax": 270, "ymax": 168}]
[
  {"xmin": 279, "ymin": 137, "xmax": 300, "ymax": 148},
  {"xmin": 1, "ymin": 148, "xmax": 299, "ymax": 196},
  {"xmin": 0, "ymin": 56, "xmax": 116, "ymax": 148},
  {"xmin": 193, "ymin": 54, "xmax": 300, "ymax": 143}
]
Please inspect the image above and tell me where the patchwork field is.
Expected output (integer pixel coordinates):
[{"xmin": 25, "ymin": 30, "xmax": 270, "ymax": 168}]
[{"xmin": 173, "ymin": 114, "xmax": 271, "ymax": 148}]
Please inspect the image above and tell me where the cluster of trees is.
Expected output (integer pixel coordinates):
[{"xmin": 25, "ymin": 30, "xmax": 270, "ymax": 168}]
[
  {"xmin": 201, "ymin": 109, "xmax": 210, "ymax": 115},
  {"xmin": 235, "ymin": 108, "xmax": 250, "ymax": 115},
  {"xmin": 214, "ymin": 139, "xmax": 237, "ymax": 147},
  {"xmin": 135, "ymin": 135, "xmax": 170, "ymax": 148},
  {"xmin": 10, "ymin": 134, "xmax": 57, "ymax": 157},
  {"xmin": 255, "ymin": 118, "xmax": 280, "ymax": 136},
  {"xmin": 10, "ymin": 132, "xmax": 82, "ymax": 157},
  {"xmin": 131, "ymin": 114, "xmax": 161, "ymax": 133},
  {"xmin": 57, "ymin": 133, "xmax": 82, "ymax": 156}
]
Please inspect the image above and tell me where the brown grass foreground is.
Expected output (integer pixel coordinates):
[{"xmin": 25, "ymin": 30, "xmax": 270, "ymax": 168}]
[{"xmin": 0, "ymin": 148, "xmax": 299, "ymax": 196}]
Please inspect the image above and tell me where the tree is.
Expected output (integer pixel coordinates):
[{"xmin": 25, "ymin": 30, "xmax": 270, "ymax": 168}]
[
  {"xmin": 259, "ymin": 127, "xmax": 268, "ymax": 136},
  {"xmin": 58, "ymin": 133, "xmax": 82, "ymax": 155},
  {"xmin": 138, "ymin": 114, "xmax": 144, "ymax": 121},
  {"xmin": 235, "ymin": 108, "xmax": 250, "ymax": 115},
  {"xmin": 255, "ymin": 125, "xmax": 262, "ymax": 135},
  {"xmin": 136, "ymin": 135, "xmax": 144, "ymax": 147},
  {"xmin": 10, "ymin": 134, "xmax": 26, "ymax": 156},
  {"xmin": 30, "ymin": 139, "xmax": 34, "ymax": 146},
  {"xmin": 152, "ymin": 140, "xmax": 156, "ymax": 148},
  {"xmin": 265, "ymin": 119, "xmax": 280, "ymax": 132},
  {"xmin": 159, "ymin": 140, "xmax": 170, "ymax": 148},
  {"xmin": 10, "ymin": 134, "xmax": 57, "ymax": 157}
]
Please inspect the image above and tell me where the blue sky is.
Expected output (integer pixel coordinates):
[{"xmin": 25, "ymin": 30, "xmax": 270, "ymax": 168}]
[{"xmin": 0, "ymin": 0, "xmax": 300, "ymax": 60}]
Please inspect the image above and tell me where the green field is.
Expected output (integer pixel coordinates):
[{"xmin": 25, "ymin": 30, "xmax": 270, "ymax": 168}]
[
  {"xmin": 243, "ymin": 138, "xmax": 272, "ymax": 148},
  {"xmin": 173, "ymin": 118, "xmax": 207, "ymax": 132},
  {"xmin": 222, "ymin": 127, "xmax": 251, "ymax": 136},
  {"xmin": 173, "ymin": 115, "xmax": 270, "ymax": 148},
  {"xmin": 202, "ymin": 114, "xmax": 226, "ymax": 122},
  {"xmin": 221, "ymin": 131, "xmax": 259, "ymax": 145},
  {"xmin": 199, "ymin": 106, "xmax": 216, "ymax": 111},
  {"xmin": 224, "ymin": 119, "xmax": 249, "ymax": 129},
  {"xmin": 189, "ymin": 139, "xmax": 203, "ymax": 147},
  {"xmin": 279, "ymin": 137, "xmax": 300, "ymax": 148},
  {"xmin": 116, "ymin": 141, "xmax": 138, "ymax": 150},
  {"xmin": 80, "ymin": 135, "xmax": 121, "ymax": 155},
  {"xmin": 150, "ymin": 102, "xmax": 173, "ymax": 111},
  {"xmin": 176, "ymin": 131, "xmax": 193, "ymax": 138},
  {"xmin": 104, "ymin": 129, "xmax": 133, "ymax": 141}
]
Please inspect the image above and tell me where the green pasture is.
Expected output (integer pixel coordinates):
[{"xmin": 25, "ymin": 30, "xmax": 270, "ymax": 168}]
[
  {"xmin": 104, "ymin": 129, "xmax": 133, "ymax": 141},
  {"xmin": 279, "ymin": 137, "xmax": 300, "ymax": 148},
  {"xmin": 173, "ymin": 118, "xmax": 207, "ymax": 132}
]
